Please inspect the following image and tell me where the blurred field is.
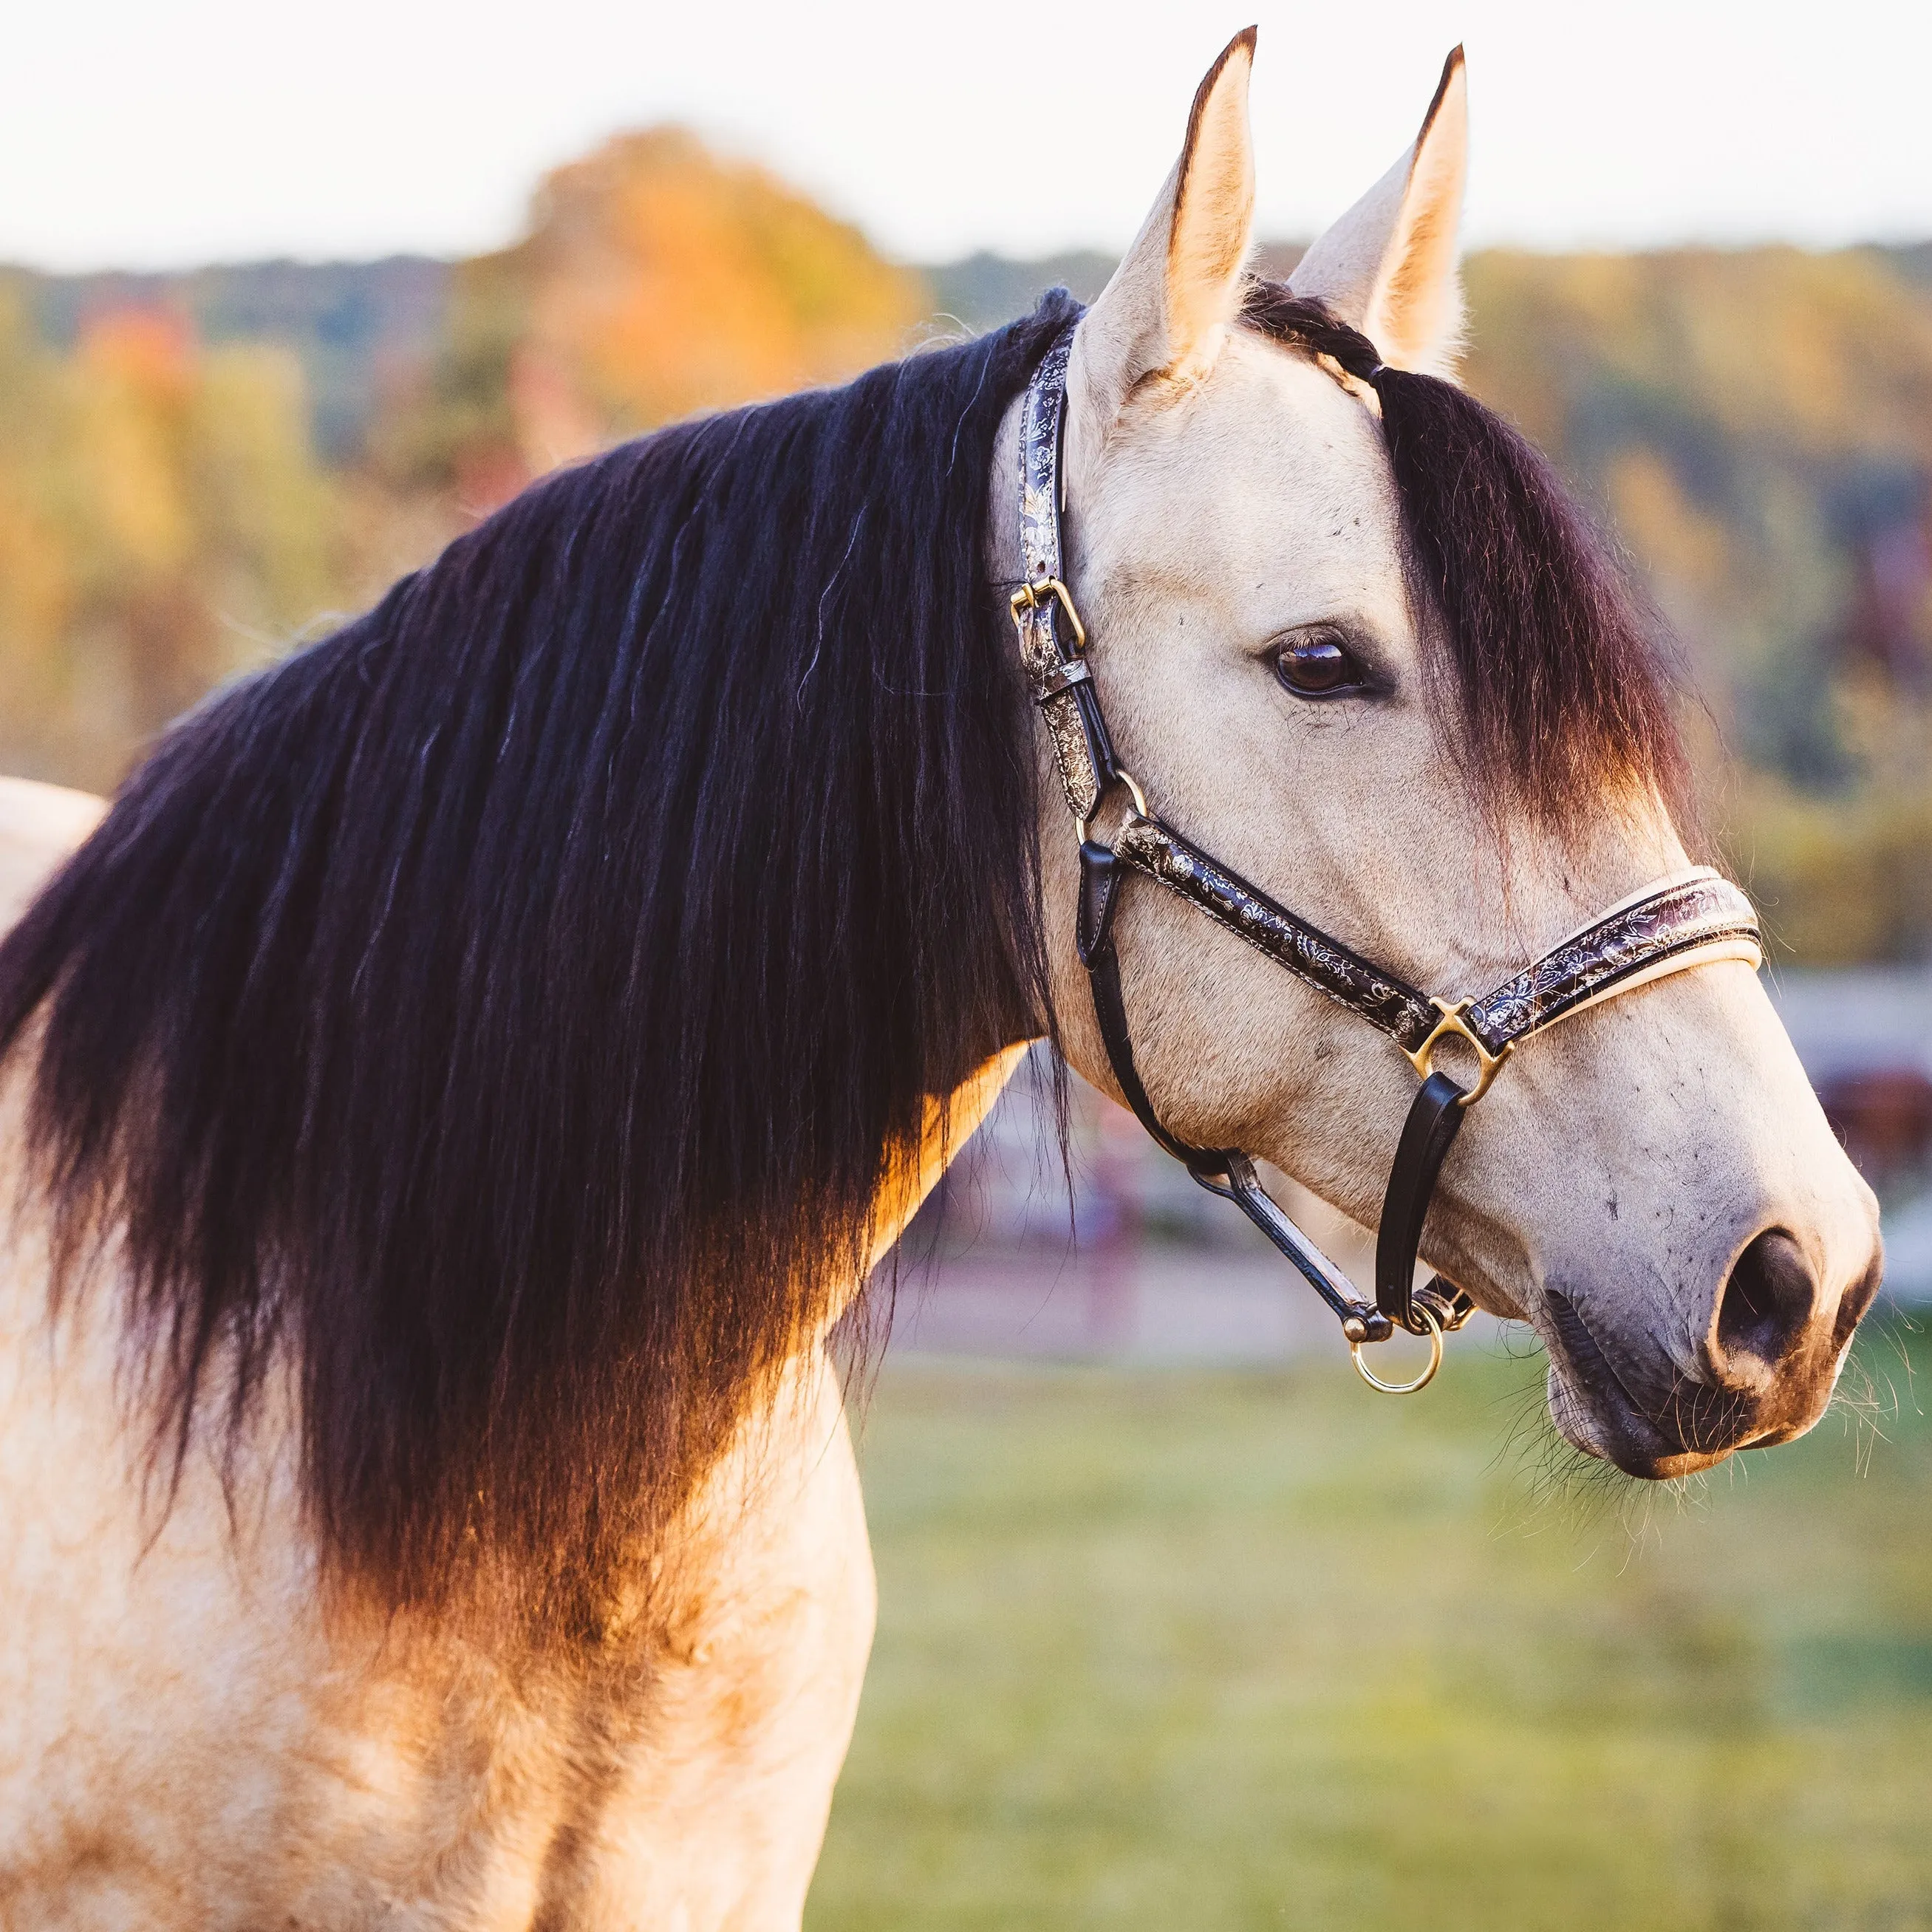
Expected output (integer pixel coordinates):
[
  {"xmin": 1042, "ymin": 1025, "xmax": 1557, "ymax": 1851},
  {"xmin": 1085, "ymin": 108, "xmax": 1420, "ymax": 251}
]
[{"xmin": 810, "ymin": 1320, "xmax": 1932, "ymax": 1932}]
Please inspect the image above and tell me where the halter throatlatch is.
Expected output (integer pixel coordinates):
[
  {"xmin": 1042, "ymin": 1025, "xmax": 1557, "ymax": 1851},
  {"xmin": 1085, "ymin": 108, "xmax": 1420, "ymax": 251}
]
[{"xmin": 1013, "ymin": 317, "xmax": 1763, "ymax": 1393}]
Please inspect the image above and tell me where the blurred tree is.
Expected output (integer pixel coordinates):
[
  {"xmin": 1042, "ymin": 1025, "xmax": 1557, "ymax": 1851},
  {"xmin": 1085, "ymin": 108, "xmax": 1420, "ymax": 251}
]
[
  {"xmin": 380, "ymin": 126, "xmax": 929, "ymax": 508},
  {"xmin": 1463, "ymin": 247, "xmax": 1932, "ymax": 963},
  {"xmin": 0, "ymin": 292, "xmax": 80, "ymax": 765},
  {"xmin": 1, "ymin": 126, "xmax": 930, "ymax": 793},
  {"xmin": 0, "ymin": 296, "xmax": 343, "ymax": 788},
  {"xmin": 524, "ymin": 127, "xmax": 926, "ymax": 440}
]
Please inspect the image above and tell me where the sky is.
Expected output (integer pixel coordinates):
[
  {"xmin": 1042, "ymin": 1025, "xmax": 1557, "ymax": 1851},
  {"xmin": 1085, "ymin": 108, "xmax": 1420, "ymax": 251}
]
[{"xmin": 4, "ymin": 0, "xmax": 1930, "ymax": 273}]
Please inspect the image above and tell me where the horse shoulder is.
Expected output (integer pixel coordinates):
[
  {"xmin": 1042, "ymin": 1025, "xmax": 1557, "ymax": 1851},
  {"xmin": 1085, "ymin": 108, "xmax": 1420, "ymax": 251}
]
[
  {"xmin": 0, "ymin": 782, "xmax": 983, "ymax": 1928},
  {"xmin": 553, "ymin": 1350, "xmax": 878, "ymax": 1926},
  {"xmin": 0, "ymin": 1254, "xmax": 875, "ymax": 1928}
]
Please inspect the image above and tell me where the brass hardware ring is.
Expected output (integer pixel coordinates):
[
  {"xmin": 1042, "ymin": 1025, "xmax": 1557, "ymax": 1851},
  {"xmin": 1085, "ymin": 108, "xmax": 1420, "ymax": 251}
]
[
  {"xmin": 1350, "ymin": 1299, "xmax": 1444, "ymax": 1395},
  {"xmin": 1404, "ymin": 996, "xmax": 1512, "ymax": 1106},
  {"xmin": 1075, "ymin": 767, "xmax": 1150, "ymax": 847},
  {"xmin": 1008, "ymin": 576, "xmax": 1088, "ymax": 652}
]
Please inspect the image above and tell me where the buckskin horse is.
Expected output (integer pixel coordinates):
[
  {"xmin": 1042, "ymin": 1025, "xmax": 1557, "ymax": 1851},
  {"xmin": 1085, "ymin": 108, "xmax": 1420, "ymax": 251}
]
[{"xmin": 0, "ymin": 31, "xmax": 1882, "ymax": 1928}]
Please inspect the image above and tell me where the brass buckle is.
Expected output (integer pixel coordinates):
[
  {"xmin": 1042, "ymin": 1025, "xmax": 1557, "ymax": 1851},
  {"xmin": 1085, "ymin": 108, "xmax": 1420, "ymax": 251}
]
[
  {"xmin": 1404, "ymin": 996, "xmax": 1511, "ymax": 1107},
  {"xmin": 1009, "ymin": 576, "xmax": 1088, "ymax": 652},
  {"xmin": 1415, "ymin": 1280, "xmax": 1477, "ymax": 1332}
]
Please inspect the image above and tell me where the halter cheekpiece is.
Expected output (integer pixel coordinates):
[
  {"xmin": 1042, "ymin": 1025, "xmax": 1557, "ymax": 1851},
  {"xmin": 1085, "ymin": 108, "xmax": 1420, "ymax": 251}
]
[{"xmin": 1013, "ymin": 317, "xmax": 1762, "ymax": 1393}]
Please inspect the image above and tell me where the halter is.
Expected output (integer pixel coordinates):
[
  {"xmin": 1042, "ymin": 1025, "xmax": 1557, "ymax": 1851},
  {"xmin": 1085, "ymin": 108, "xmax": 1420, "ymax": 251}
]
[{"xmin": 1012, "ymin": 320, "xmax": 1763, "ymax": 1393}]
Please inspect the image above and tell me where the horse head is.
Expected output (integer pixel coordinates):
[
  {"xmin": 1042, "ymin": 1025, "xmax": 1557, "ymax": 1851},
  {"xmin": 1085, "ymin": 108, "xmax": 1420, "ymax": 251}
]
[{"xmin": 1008, "ymin": 32, "xmax": 1882, "ymax": 1477}]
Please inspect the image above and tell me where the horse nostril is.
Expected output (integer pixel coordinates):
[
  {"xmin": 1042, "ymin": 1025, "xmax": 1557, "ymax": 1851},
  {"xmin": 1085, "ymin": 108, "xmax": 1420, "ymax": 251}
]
[
  {"xmin": 1716, "ymin": 1229, "xmax": 1817, "ymax": 1373},
  {"xmin": 1832, "ymin": 1251, "xmax": 1883, "ymax": 1350}
]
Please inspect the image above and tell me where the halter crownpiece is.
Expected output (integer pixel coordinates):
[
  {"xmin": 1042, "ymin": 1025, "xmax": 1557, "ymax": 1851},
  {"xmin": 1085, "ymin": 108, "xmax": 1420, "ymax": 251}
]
[{"xmin": 1013, "ymin": 315, "xmax": 1762, "ymax": 1393}]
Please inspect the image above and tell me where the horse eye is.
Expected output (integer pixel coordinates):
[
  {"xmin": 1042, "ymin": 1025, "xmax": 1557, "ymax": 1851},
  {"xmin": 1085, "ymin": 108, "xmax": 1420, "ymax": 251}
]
[{"xmin": 1274, "ymin": 634, "xmax": 1363, "ymax": 698}]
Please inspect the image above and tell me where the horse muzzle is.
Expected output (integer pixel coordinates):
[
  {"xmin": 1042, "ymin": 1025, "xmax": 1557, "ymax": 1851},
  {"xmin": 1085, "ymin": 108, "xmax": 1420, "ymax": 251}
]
[{"xmin": 1538, "ymin": 1233, "xmax": 1885, "ymax": 1478}]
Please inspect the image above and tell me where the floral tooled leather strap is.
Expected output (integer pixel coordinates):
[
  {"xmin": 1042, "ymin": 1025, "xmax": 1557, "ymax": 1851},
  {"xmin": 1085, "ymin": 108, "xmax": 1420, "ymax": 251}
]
[
  {"xmin": 1113, "ymin": 816, "xmax": 1438, "ymax": 1049},
  {"xmin": 1011, "ymin": 329, "xmax": 1117, "ymax": 825},
  {"xmin": 1465, "ymin": 872, "xmax": 1760, "ymax": 1054},
  {"xmin": 1113, "ymin": 816, "xmax": 1761, "ymax": 1062}
]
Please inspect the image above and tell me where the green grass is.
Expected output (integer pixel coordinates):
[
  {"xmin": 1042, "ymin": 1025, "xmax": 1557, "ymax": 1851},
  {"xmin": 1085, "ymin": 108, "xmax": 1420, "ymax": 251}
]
[{"xmin": 808, "ymin": 1319, "xmax": 1932, "ymax": 1932}]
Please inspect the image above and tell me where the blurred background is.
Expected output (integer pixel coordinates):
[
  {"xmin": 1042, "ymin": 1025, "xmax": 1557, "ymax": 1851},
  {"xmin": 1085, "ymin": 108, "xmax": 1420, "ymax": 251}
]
[{"xmin": 5, "ymin": 2, "xmax": 1931, "ymax": 1923}]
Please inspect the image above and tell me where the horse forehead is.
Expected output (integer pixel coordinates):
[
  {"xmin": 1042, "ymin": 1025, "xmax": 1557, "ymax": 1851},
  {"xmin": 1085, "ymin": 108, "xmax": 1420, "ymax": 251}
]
[{"xmin": 1087, "ymin": 342, "xmax": 1402, "ymax": 592}]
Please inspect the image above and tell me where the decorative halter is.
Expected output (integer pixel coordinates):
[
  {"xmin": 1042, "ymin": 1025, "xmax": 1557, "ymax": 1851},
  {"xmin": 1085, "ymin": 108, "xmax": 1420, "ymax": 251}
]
[{"xmin": 1012, "ymin": 319, "xmax": 1763, "ymax": 1393}]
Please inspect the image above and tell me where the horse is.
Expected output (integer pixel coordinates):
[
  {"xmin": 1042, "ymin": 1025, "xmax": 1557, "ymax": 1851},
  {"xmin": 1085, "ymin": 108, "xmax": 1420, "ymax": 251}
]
[{"xmin": 0, "ymin": 30, "xmax": 1882, "ymax": 1927}]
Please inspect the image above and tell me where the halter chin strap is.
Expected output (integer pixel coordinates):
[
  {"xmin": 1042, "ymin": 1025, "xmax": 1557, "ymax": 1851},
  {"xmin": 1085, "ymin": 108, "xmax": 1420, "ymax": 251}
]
[{"xmin": 1014, "ymin": 318, "xmax": 1763, "ymax": 1392}]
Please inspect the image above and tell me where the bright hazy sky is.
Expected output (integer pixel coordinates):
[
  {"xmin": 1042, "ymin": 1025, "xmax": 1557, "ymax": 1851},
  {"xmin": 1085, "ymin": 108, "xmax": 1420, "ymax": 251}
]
[{"xmin": 6, "ymin": 0, "xmax": 1930, "ymax": 273}]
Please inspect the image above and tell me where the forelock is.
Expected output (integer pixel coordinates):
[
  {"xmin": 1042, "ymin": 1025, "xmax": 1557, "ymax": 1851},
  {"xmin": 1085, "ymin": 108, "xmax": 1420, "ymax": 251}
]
[{"xmin": 1238, "ymin": 281, "xmax": 1690, "ymax": 834}]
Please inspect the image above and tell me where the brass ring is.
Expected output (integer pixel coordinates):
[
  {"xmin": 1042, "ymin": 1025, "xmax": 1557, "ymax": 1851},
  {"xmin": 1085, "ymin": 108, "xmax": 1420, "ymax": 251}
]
[
  {"xmin": 1349, "ymin": 1300, "xmax": 1444, "ymax": 1395},
  {"xmin": 1073, "ymin": 766, "xmax": 1151, "ymax": 846}
]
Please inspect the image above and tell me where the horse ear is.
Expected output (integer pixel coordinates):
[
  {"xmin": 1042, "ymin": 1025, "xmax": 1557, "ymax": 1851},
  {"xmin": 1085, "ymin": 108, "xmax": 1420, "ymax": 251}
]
[
  {"xmin": 1289, "ymin": 47, "xmax": 1468, "ymax": 378},
  {"xmin": 1071, "ymin": 28, "xmax": 1257, "ymax": 433}
]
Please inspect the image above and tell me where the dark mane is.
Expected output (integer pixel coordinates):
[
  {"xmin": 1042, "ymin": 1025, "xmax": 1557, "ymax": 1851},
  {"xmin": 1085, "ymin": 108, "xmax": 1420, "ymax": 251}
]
[
  {"xmin": 1240, "ymin": 282, "xmax": 1690, "ymax": 827},
  {"xmin": 0, "ymin": 293, "xmax": 1078, "ymax": 1626}
]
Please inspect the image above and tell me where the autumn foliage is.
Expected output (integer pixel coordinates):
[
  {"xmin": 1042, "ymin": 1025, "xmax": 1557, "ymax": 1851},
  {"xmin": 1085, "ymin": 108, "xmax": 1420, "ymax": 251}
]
[
  {"xmin": 0, "ymin": 129, "xmax": 928, "ymax": 792},
  {"xmin": 0, "ymin": 294, "xmax": 338, "ymax": 785},
  {"xmin": 383, "ymin": 128, "xmax": 927, "ymax": 502},
  {"xmin": 1462, "ymin": 247, "xmax": 1932, "ymax": 960}
]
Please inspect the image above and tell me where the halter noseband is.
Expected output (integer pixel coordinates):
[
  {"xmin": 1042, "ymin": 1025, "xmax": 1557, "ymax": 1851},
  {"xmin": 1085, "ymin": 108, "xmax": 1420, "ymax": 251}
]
[{"xmin": 1012, "ymin": 320, "xmax": 1762, "ymax": 1393}]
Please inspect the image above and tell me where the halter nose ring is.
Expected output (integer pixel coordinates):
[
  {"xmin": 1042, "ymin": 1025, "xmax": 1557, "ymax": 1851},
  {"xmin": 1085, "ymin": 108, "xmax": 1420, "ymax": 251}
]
[{"xmin": 1349, "ymin": 1297, "xmax": 1443, "ymax": 1394}]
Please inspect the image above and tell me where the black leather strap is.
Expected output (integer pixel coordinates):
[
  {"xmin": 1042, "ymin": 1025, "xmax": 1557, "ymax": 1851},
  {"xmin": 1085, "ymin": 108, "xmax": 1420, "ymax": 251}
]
[
  {"xmin": 1075, "ymin": 836, "xmax": 1124, "ymax": 966},
  {"xmin": 1373, "ymin": 1071, "xmax": 1473, "ymax": 1332},
  {"xmin": 1079, "ymin": 841, "xmax": 1388, "ymax": 1335},
  {"xmin": 1080, "ymin": 841, "xmax": 1201, "ymax": 1167},
  {"xmin": 1197, "ymin": 1151, "xmax": 1391, "ymax": 1335}
]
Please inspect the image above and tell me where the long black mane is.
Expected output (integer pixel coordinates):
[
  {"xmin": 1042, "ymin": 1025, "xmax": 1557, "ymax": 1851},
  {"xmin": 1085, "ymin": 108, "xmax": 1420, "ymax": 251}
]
[
  {"xmin": 0, "ymin": 294, "xmax": 1077, "ymax": 1624},
  {"xmin": 0, "ymin": 280, "xmax": 1688, "ymax": 1628}
]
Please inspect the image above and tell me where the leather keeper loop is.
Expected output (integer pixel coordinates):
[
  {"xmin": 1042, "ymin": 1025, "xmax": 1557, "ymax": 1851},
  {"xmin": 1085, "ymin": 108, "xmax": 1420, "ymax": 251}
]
[
  {"xmin": 1076, "ymin": 839, "xmax": 1124, "ymax": 966},
  {"xmin": 1037, "ymin": 660, "xmax": 1092, "ymax": 702},
  {"xmin": 1374, "ymin": 1070, "xmax": 1469, "ymax": 1331}
]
